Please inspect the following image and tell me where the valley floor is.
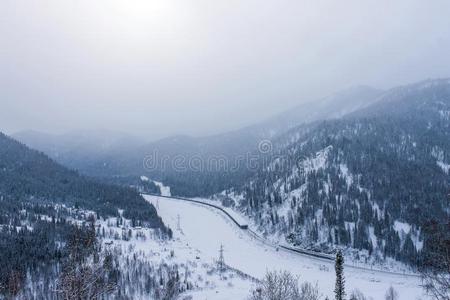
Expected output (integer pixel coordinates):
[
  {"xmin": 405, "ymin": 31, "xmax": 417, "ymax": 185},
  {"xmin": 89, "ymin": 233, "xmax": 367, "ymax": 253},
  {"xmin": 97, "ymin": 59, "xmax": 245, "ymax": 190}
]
[{"xmin": 144, "ymin": 195, "xmax": 428, "ymax": 300}]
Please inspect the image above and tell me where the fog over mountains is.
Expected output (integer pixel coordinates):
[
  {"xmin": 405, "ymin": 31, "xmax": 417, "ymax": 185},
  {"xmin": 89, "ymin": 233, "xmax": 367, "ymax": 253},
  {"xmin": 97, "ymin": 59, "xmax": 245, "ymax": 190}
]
[
  {"xmin": 14, "ymin": 84, "xmax": 384, "ymax": 194},
  {"xmin": 13, "ymin": 78, "xmax": 450, "ymax": 263},
  {"xmin": 2, "ymin": 1, "xmax": 450, "ymax": 298},
  {"xmin": 224, "ymin": 78, "xmax": 450, "ymax": 266},
  {"xmin": 2, "ymin": 77, "xmax": 450, "ymax": 299}
]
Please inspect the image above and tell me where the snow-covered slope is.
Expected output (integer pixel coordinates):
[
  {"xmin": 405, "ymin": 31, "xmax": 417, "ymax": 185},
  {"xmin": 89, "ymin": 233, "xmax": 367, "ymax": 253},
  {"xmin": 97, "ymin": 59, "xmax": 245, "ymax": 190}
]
[
  {"xmin": 144, "ymin": 195, "xmax": 427, "ymax": 299},
  {"xmin": 224, "ymin": 79, "xmax": 450, "ymax": 268}
]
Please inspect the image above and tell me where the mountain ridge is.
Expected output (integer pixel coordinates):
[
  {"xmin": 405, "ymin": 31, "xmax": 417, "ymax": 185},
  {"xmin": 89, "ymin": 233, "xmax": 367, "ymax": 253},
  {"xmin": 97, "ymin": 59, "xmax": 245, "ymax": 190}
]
[
  {"xmin": 0, "ymin": 131, "xmax": 164, "ymax": 226},
  {"xmin": 13, "ymin": 84, "xmax": 385, "ymax": 196},
  {"xmin": 222, "ymin": 78, "xmax": 450, "ymax": 266}
]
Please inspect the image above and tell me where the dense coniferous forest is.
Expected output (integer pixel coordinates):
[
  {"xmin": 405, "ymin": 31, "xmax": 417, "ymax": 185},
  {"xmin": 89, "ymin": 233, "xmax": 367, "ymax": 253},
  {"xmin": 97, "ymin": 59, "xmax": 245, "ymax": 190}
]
[
  {"xmin": 15, "ymin": 88, "xmax": 383, "ymax": 198},
  {"xmin": 2, "ymin": 79, "xmax": 449, "ymax": 298},
  {"xmin": 226, "ymin": 79, "xmax": 450, "ymax": 266},
  {"xmin": 0, "ymin": 132, "xmax": 164, "ymax": 225},
  {"xmin": 0, "ymin": 132, "xmax": 170, "ymax": 297},
  {"xmin": 99, "ymin": 175, "xmax": 162, "ymax": 195},
  {"xmin": 4, "ymin": 0, "xmax": 450, "ymax": 296},
  {"xmin": 0, "ymin": 213, "xmax": 95, "ymax": 297}
]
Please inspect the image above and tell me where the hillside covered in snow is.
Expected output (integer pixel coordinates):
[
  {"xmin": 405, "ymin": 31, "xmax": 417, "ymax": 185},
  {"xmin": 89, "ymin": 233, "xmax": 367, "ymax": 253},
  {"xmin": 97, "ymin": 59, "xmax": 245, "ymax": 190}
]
[{"xmin": 223, "ymin": 79, "xmax": 450, "ymax": 267}]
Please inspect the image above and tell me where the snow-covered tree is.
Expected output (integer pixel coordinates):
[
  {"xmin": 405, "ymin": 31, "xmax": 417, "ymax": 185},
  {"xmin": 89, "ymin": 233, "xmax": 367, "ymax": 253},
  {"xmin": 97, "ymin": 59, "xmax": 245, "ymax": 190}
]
[{"xmin": 335, "ymin": 250, "xmax": 345, "ymax": 300}]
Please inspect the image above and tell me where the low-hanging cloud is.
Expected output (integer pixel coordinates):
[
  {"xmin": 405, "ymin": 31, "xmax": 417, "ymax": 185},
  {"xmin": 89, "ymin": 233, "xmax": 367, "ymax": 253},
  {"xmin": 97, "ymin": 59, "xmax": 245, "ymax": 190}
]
[{"xmin": 1, "ymin": 0, "xmax": 450, "ymax": 140}]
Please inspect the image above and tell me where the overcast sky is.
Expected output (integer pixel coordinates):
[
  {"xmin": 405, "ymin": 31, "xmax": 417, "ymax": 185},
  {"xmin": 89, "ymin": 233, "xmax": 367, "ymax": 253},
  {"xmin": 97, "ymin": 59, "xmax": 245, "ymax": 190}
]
[{"xmin": 1, "ymin": 0, "xmax": 450, "ymax": 140}]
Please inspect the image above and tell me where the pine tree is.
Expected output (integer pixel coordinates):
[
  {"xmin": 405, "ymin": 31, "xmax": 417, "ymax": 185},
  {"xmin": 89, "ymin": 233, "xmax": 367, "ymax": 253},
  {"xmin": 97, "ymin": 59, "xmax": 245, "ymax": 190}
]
[{"xmin": 335, "ymin": 250, "xmax": 345, "ymax": 300}]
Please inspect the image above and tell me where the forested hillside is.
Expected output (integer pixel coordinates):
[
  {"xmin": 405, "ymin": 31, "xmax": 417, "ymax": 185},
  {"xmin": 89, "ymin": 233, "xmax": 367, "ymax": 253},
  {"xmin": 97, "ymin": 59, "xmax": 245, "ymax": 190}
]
[
  {"xmin": 0, "ymin": 132, "xmax": 163, "ymax": 225},
  {"xmin": 225, "ymin": 79, "xmax": 450, "ymax": 266},
  {"xmin": 0, "ymin": 132, "xmax": 168, "ymax": 297},
  {"xmin": 14, "ymin": 86, "xmax": 383, "ymax": 197}
]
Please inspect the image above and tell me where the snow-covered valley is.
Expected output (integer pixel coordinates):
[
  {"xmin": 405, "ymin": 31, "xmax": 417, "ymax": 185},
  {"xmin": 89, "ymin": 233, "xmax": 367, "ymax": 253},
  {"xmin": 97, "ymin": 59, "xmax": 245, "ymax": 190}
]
[{"xmin": 144, "ymin": 195, "xmax": 427, "ymax": 300}]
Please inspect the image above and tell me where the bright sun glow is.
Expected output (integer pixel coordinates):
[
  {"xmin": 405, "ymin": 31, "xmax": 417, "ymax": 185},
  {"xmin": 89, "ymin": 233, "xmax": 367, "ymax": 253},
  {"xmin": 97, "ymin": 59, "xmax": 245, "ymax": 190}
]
[
  {"xmin": 82, "ymin": 0, "xmax": 192, "ymax": 62},
  {"xmin": 105, "ymin": 0, "xmax": 184, "ymax": 34}
]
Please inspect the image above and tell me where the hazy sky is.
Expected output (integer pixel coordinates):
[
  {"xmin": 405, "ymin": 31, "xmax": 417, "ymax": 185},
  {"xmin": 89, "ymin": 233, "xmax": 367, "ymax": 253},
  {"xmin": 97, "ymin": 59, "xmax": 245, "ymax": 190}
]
[{"xmin": 2, "ymin": 0, "xmax": 450, "ymax": 140}]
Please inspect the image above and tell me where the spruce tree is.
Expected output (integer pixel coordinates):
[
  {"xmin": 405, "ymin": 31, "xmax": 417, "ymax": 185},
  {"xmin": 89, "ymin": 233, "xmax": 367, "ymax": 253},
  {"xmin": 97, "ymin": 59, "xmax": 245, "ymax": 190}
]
[{"xmin": 335, "ymin": 250, "xmax": 345, "ymax": 300}]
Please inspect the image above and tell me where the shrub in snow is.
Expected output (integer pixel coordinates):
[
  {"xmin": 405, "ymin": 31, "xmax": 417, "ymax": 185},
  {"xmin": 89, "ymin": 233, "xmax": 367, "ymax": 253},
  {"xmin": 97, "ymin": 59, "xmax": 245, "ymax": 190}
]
[
  {"xmin": 248, "ymin": 271, "xmax": 299, "ymax": 300},
  {"xmin": 349, "ymin": 289, "xmax": 369, "ymax": 300},
  {"xmin": 384, "ymin": 286, "xmax": 398, "ymax": 300},
  {"xmin": 299, "ymin": 282, "xmax": 321, "ymax": 300},
  {"xmin": 249, "ymin": 270, "xmax": 320, "ymax": 300}
]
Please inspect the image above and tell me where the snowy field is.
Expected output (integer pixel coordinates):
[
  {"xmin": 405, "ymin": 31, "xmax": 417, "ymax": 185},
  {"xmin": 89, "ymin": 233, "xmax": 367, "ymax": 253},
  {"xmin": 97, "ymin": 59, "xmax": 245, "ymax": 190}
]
[
  {"xmin": 97, "ymin": 203, "xmax": 257, "ymax": 299},
  {"xmin": 145, "ymin": 195, "xmax": 428, "ymax": 300}
]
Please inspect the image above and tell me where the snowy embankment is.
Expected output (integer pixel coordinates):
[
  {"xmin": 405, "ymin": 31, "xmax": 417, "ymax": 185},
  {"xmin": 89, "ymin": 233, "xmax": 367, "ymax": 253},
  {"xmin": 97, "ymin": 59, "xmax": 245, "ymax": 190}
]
[
  {"xmin": 144, "ymin": 195, "xmax": 428, "ymax": 300},
  {"xmin": 153, "ymin": 180, "xmax": 171, "ymax": 196},
  {"xmin": 98, "ymin": 210, "xmax": 256, "ymax": 299},
  {"xmin": 140, "ymin": 176, "xmax": 172, "ymax": 196},
  {"xmin": 190, "ymin": 197, "xmax": 248, "ymax": 227}
]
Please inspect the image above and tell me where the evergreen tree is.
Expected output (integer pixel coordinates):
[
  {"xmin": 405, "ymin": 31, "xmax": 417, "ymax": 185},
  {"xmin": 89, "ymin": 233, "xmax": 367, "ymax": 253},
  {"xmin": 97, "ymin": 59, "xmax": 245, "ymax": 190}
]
[{"xmin": 335, "ymin": 250, "xmax": 346, "ymax": 300}]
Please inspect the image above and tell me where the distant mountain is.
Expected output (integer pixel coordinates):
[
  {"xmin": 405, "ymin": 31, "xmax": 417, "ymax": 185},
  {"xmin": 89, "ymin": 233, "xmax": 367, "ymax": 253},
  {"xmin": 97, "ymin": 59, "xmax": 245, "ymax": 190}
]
[
  {"xmin": 14, "ymin": 86, "xmax": 383, "ymax": 197},
  {"xmin": 13, "ymin": 129, "xmax": 145, "ymax": 171},
  {"xmin": 7, "ymin": 78, "xmax": 450, "ymax": 267},
  {"xmin": 224, "ymin": 79, "xmax": 450, "ymax": 265},
  {"xmin": 245, "ymin": 85, "xmax": 383, "ymax": 138},
  {"xmin": 0, "ymin": 132, "xmax": 163, "ymax": 226}
]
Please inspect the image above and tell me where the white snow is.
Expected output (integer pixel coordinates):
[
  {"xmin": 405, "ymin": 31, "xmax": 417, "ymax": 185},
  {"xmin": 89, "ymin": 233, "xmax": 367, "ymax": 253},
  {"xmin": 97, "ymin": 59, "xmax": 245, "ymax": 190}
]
[
  {"xmin": 368, "ymin": 226, "xmax": 378, "ymax": 249},
  {"xmin": 339, "ymin": 163, "xmax": 354, "ymax": 188},
  {"xmin": 393, "ymin": 221, "xmax": 411, "ymax": 235},
  {"xmin": 140, "ymin": 176, "xmax": 172, "ymax": 196},
  {"xmin": 288, "ymin": 185, "xmax": 307, "ymax": 201},
  {"xmin": 437, "ymin": 161, "xmax": 450, "ymax": 174},
  {"xmin": 97, "ymin": 213, "xmax": 256, "ymax": 299},
  {"xmin": 191, "ymin": 197, "xmax": 248, "ymax": 227},
  {"xmin": 301, "ymin": 146, "xmax": 332, "ymax": 172},
  {"xmin": 372, "ymin": 203, "xmax": 382, "ymax": 216},
  {"xmin": 439, "ymin": 110, "xmax": 450, "ymax": 120},
  {"xmin": 393, "ymin": 221, "xmax": 423, "ymax": 251},
  {"xmin": 145, "ymin": 195, "xmax": 428, "ymax": 300},
  {"xmin": 153, "ymin": 180, "xmax": 171, "ymax": 196},
  {"xmin": 431, "ymin": 146, "xmax": 450, "ymax": 174},
  {"xmin": 412, "ymin": 235, "xmax": 424, "ymax": 252}
]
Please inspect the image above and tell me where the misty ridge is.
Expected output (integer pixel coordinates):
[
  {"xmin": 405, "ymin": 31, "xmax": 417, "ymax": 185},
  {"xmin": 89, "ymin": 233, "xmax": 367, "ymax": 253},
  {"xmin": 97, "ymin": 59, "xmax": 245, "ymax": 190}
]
[
  {"xmin": 2, "ymin": 76, "xmax": 450, "ymax": 300},
  {"xmin": 1, "ymin": 1, "xmax": 450, "ymax": 300},
  {"xmin": 12, "ymin": 79, "xmax": 449, "ymax": 193},
  {"xmin": 13, "ymin": 85, "xmax": 382, "ymax": 171}
]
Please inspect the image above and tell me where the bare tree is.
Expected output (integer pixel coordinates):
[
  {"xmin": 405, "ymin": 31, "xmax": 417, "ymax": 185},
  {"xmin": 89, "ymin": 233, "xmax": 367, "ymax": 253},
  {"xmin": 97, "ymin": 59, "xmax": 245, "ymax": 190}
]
[
  {"xmin": 249, "ymin": 271, "xmax": 320, "ymax": 300},
  {"xmin": 159, "ymin": 270, "xmax": 180, "ymax": 300},
  {"xmin": 300, "ymin": 282, "xmax": 321, "ymax": 300},
  {"xmin": 249, "ymin": 270, "xmax": 300, "ymax": 300},
  {"xmin": 420, "ymin": 219, "xmax": 450, "ymax": 300},
  {"xmin": 56, "ymin": 254, "xmax": 117, "ymax": 299},
  {"xmin": 384, "ymin": 286, "xmax": 398, "ymax": 300},
  {"xmin": 55, "ymin": 220, "xmax": 118, "ymax": 299},
  {"xmin": 349, "ymin": 289, "xmax": 369, "ymax": 300}
]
